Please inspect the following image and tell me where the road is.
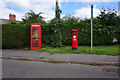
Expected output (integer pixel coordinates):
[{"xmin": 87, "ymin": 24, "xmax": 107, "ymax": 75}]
[{"xmin": 2, "ymin": 59, "xmax": 118, "ymax": 78}]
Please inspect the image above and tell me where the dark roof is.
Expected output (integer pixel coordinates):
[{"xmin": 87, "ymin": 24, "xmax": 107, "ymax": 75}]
[
  {"xmin": 0, "ymin": 19, "xmax": 9, "ymax": 24},
  {"xmin": 0, "ymin": 18, "xmax": 21, "ymax": 24}
]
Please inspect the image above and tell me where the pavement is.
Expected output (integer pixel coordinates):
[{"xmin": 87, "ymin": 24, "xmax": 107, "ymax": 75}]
[{"xmin": 1, "ymin": 49, "xmax": 119, "ymax": 66}]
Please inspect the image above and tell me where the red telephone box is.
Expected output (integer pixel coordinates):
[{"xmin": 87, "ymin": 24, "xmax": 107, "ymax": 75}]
[
  {"xmin": 72, "ymin": 30, "xmax": 78, "ymax": 50},
  {"xmin": 31, "ymin": 23, "xmax": 41, "ymax": 50}
]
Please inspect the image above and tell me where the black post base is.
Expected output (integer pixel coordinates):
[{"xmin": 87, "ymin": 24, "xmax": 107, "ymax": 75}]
[{"xmin": 72, "ymin": 48, "xmax": 77, "ymax": 50}]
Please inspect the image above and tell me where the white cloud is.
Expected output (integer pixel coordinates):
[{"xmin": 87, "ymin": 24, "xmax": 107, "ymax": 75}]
[
  {"xmin": 6, "ymin": 0, "xmax": 119, "ymax": 2},
  {"xmin": 61, "ymin": 0, "xmax": 119, "ymax": 2},
  {"xmin": 0, "ymin": 0, "xmax": 57, "ymax": 21},
  {"xmin": 31, "ymin": 2, "xmax": 55, "ymax": 21},
  {"xmin": 74, "ymin": 5, "xmax": 100, "ymax": 19},
  {"xmin": 0, "ymin": 8, "xmax": 24, "ymax": 21},
  {"xmin": 6, "ymin": 0, "xmax": 31, "ymax": 11},
  {"xmin": 3, "ymin": 0, "xmax": 115, "ymax": 22},
  {"xmin": 0, "ymin": 0, "xmax": 24, "ymax": 21},
  {"xmin": 61, "ymin": 15, "xmax": 65, "ymax": 19}
]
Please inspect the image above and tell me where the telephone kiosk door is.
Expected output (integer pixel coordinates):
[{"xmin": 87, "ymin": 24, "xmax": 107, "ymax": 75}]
[{"xmin": 31, "ymin": 23, "xmax": 41, "ymax": 50}]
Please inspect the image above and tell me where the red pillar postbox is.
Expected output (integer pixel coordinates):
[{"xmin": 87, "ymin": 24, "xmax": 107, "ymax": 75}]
[
  {"xmin": 31, "ymin": 23, "xmax": 41, "ymax": 50},
  {"xmin": 72, "ymin": 30, "xmax": 78, "ymax": 50}
]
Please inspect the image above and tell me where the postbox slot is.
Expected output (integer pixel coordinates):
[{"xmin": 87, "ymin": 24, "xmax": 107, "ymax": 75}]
[{"xmin": 73, "ymin": 33, "xmax": 76, "ymax": 34}]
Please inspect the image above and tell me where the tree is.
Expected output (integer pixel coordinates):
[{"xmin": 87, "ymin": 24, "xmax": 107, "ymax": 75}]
[
  {"xmin": 97, "ymin": 10, "xmax": 119, "ymax": 26},
  {"xmin": 49, "ymin": 18, "xmax": 63, "ymax": 47},
  {"xmin": 62, "ymin": 14, "xmax": 80, "ymax": 23},
  {"xmin": 22, "ymin": 10, "xmax": 45, "ymax": 23},
  {"xmin": 55, "ymin": 6, "xmax": 62, "ymax": 19},
  {"xmin": 48, "ymin": 4, "xmax": 63, "ymax": 47}
]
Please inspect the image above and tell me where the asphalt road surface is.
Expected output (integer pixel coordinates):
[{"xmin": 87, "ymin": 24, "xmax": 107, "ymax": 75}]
[{"xmin": 2, "ymin": 59, "xmax": 118, "ymax": 78}]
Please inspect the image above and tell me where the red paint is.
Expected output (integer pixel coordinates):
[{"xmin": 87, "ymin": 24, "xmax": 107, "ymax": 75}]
[
  {"xmin": 72, "ymin": 30, "xmax": 79, "ymax": 49},
  {"xmin": 31, "ymin": 23, "xmax": 41, "ymax": 50}
]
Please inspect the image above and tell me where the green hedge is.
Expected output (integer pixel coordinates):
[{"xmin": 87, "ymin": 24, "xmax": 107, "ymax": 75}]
[
  {"xmin": 60, "ymin": 20, "xmax": 119, "ymax": 45},
  {"xmin": 2, "ymin": 23, "xmax": 30, "ymax": 49},
  {"xmin": 2, "ymin": 20, "xmax": 119, "ymax": 48}
]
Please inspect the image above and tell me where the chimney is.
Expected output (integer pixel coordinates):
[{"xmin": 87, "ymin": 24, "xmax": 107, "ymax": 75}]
[{"xmin": 9, "ymin": 13, "xmax": 16, "ymax": 24}]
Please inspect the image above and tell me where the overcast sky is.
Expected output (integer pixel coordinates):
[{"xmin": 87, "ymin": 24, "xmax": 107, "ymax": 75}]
[{"xmin": 0, "ymin": 0, "xmax": 119, "ymax": 21}]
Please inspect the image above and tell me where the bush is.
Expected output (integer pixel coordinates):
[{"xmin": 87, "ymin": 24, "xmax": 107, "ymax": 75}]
[
  {"xmin": 60, "ymin": 17, "xmax": 119, "ymax": 45},
  {"xmin": 2, "ymin": 23, "xmax": 30, "ymax": 49},
  {"xmin": 2, "ymin": 10, "xmax": 119, "ymax": 48},
  {"xmin": 2, "ymin": 19, "xmax": 119, "ymax": 49},
  {"xmin": 42, "ymin": 18, "xmax": 63, "ymax": 47}
]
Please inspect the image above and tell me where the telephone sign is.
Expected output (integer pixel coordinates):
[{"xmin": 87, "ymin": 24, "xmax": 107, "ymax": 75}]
[{"xmin": 31, "ymin": 23, "xmax": 41, "ymax": 50}]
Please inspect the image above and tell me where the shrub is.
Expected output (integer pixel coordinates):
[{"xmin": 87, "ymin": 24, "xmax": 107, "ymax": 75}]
[{"xmin": 2, "ymin": 23, "xmax": 30, "ymax": 49}]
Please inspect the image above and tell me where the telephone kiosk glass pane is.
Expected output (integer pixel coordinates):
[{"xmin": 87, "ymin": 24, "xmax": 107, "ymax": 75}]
[{"xmin": 32, "ymin": 28, "xmax": 39, "ymax": 47}]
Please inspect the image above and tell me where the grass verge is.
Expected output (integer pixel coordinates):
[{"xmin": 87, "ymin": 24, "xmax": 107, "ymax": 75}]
[
  {"xmin": 38, "ymin": 45, "xmax": 119, "ymax": 56},
  {"xmin": 39, "ymin": 57, "xmax": 45, "ymax": 59}
]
